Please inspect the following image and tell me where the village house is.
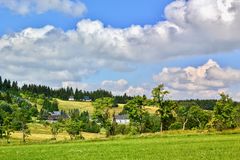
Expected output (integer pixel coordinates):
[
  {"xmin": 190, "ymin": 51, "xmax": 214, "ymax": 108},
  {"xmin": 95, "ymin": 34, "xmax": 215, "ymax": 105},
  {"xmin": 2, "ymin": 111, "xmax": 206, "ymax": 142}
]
[
  {"xmin": 48, "ymin": 111, "xmax": 61, "ymax": 122},
  {"xmin": 115, "ymin": 114, "xmax": 130, "ymax": 125},
  {"xmin": 48, "ymin": 111, "xmax": 68, "ymax": 122},
  {"xmin": 82, "ymin": 96, "xmax": 92, "ymax": 102},
  {"xmin": 68, "ymin": 96, "xmax": 75, "ymax": 101}
]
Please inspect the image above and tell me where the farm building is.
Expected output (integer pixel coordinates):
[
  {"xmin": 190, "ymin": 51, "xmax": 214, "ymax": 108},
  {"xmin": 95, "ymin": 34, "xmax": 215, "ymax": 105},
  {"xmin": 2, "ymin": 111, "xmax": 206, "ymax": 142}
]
[
  {"xmin": 82, "ymin": 96, "xmax": 92, "ymax": 102},
  {"xmin": 48, "ymin": 111, "xmax": 68, "ymax": 122},
  {"xmin": 48, "ymin": 111, "xmax": 61, "ymax": 122},
  {"xmin": 68, "ymin": 96, "xmax": 75, "ymax": 101},
  {"xmin": 115, "ymin": 114, "xmax": 130, "ymax": 125}
]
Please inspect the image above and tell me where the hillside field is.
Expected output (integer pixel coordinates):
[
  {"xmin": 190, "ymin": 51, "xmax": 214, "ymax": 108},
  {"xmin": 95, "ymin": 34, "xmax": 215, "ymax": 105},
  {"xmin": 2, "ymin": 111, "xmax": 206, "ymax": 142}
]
[
  {"xmin": 3, "ymin": 123, "xmax": 104, "ymax": 143},
  {"xmin": 57, "ymin": 99, "xmax": 158, "ymax": 114},
  {"xmin": 0, "ymin": 133, "xmax": 240, "ymax": 160}
]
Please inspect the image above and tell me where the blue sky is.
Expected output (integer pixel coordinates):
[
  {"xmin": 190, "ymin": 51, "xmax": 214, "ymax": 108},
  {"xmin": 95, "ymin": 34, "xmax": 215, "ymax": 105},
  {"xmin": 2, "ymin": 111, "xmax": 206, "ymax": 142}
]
[
  {"xmin": 0, "ymin": 0, "xmax": 173, "ymax": 35},
  {"xmin": 0, "ymin": 0, "xmax": 240, "ymax": 100}
]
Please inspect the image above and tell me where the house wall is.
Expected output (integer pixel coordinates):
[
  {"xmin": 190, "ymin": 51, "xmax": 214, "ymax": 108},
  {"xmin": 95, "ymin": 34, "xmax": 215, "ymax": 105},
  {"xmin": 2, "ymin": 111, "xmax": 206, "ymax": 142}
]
[{"xmin": 116, "ymin": 119, "xmax": 130, "ymax": 124}]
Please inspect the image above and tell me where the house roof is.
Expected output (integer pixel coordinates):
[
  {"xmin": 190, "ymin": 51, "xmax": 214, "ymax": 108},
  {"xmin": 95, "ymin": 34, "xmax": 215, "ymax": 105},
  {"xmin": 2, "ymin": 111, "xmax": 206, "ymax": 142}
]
[
  {"xmin": 83, "ymin": 96, "xmax": 91, "ymax": 100},
  {"xmin": 50, "ymin": 111, "xmax": 61, "ymax": 116}
]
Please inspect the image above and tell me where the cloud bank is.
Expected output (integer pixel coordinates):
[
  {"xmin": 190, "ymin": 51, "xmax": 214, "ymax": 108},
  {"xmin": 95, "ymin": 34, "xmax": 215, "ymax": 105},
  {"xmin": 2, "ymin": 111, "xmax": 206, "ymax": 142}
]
[
  {"xmin": 0, "ymin": 0, "xmax": 86, "ymax": 16},
  {"xmin": 0, "ymin": 0, "xmax": 240, "ymax": 99},
  {"xmin": 62, "ymin": 60, "xmax": 240, "ymax": 100},
  {"xmin": 153, "ymin": 59, "xmax": 240, "ymax": 100},
  {"xmin": 62, "ymin": 79, "xmax": 149, "ymax": 97}
]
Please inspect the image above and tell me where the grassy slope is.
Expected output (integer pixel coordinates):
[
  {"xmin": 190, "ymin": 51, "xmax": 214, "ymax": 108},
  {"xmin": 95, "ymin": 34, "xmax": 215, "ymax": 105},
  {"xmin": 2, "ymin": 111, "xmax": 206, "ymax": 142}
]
[
  {"xmin": 0, "ymin": 134, "xmax": 240, "ymax": 160},
  {"xmin": 57, "ymin": 99, "xmax": 158, "ymax": 114},
  {"xmin": 6, "ymin": 123, "xmax": 104, "ymax": 143},
  {"xmin": 57, "ymin": 99, "xmax": 95, "ymax": 113},
  {"xmin": 5, "ymin": 100, "xmax": 157, "ymax": 143}
]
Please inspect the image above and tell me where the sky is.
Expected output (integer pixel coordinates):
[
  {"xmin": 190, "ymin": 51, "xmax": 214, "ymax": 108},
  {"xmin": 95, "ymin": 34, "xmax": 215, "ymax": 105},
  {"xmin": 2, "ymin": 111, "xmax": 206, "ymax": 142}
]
[{"xmin": 0, "ymin": 0, "xmax": 240, "ymax": 100}]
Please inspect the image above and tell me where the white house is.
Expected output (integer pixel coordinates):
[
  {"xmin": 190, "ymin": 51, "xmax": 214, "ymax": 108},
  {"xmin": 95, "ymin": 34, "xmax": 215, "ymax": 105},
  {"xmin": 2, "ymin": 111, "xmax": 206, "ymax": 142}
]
[
  {"xmin": 68, "ymin": 96, "xmax": 75, "ymax": 101},
  {"xmin": 115, "ymin": 115, "xmax": 130, "ymax": 125}
]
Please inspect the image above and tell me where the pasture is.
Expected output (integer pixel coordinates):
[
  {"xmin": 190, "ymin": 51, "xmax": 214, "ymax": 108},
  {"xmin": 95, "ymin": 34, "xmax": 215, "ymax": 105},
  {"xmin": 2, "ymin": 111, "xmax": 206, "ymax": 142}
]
[
  {"xmin": 0, "ymin": 133, "xmax": 240, "ymax": 160},
  {"xmin": 57, "ymin": 99, "xmax": 157, "ymax": 114},
  {"xmin": 0, "ymin": 123, "xmax": 104, "ymax": 144}
]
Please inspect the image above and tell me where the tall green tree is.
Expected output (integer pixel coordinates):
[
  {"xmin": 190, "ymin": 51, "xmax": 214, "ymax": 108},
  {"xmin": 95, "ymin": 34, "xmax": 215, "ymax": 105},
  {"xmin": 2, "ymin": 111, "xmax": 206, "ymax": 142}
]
[
  {"xmin": 152, "ymin": 84, "xmax": 175, "ymax": 132},
  {"xmin": 12, "ymin": 109, "xmax": 31, "ymax": 143},
  {"xmin": 3, "ymin": 116, "xmax": 13, "ymax": 143},
  {"xmin": 0, "ymin": 101, "xmax": 13, "ymax": 138},
  {"xmin": 213, "ymin": 93, "xmax": 236, "ymax": 131},
  {"xmin": 233, "ymin": 104, "xmax": 240, "ymax": 128},
  {"xmin": 177, "ymin": 105, "xmax": 191, "ymax": 130},
  {"xmin": 93, "ymin": 97, "xmax": 114, "ymax": 137},
  {"xmin": 0, "ymin": 76, "xmax": 2, "ymax": 90},
  {"xmin": 188, "ymin": 105, "xmax": 211, "ymax": 129},
  {"xmin": 124, "ymin": 96, "xmax": 146, "ymax": 133},
  {"xmin": 65, "ymin": 120, "xmax": 83, "ymax": 140},
  {"xmin": 0, "ymin": 109, "xmax": 5, "ymax": 138}
]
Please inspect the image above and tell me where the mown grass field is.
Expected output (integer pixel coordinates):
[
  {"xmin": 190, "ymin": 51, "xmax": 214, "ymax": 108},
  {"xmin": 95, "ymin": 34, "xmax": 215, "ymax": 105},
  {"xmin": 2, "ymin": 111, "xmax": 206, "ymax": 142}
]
[
  {"xmin": 9, "ymin": 100, "xmax": 238, "ymax": 159},
  {"xmin": 5, "ymin": 100, "xmax": 159, "ymax": 144},
  {"xmin": 0, "ymin": 133, "xmax": 240, "ymax": 160},
  {"xmin": 57, "ymin": 99, "xmax": 95, "ymax": 113},
  {"xmin": 0, "ymin": 123, "xmax": 104, "ymax": 144}
]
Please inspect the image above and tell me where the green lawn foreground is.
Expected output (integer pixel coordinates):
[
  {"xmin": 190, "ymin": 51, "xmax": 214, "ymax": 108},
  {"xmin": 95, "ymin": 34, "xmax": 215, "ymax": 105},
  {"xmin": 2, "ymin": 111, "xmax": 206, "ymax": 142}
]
[{"xmin": 0, "ymin": 134, "xmax": 240, "ymax": 160}]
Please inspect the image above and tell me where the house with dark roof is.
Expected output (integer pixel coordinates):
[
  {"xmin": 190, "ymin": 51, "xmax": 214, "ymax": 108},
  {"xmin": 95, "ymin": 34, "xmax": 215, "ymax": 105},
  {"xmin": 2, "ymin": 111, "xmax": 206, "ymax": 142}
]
[
  {"xmin": 48, "ymin": 111, "xmax": 69, "ymax": 122},
  {"xmin": 83, "ymin": 96, "xmax": 92, "ymax": 102}
]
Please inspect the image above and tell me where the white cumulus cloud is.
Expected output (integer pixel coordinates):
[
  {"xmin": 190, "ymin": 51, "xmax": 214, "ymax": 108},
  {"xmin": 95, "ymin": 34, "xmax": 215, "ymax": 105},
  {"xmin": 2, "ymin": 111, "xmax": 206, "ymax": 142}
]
[
  {"xmin": 1, "ymin": 0, "xmax": 240, "ymax": 92},
  {"xmin": 62, "ymin": 79, "xmax": 149, "ymax": 97},
  {"xmin": 0, "ymin": 0, "xmax": 86, "ymax": 16},
  {"xmin": 153, "ymin": 59, "xmax": 240, "ymax": 100}
]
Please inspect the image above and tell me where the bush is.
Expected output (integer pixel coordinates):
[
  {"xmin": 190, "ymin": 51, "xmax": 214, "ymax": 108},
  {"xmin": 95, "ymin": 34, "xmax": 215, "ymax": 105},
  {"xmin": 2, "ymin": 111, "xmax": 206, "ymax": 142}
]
[
  {"xmin": 115, "ymin": 124, "xmax": 130, "ymax": 135},
  {"xmin": 100, "ymin": 128, "xmax": 107, "ymax": 135},
  {"xmin": 82, "ymin": 121, "xmax": 100, "ymax": 133},
  {"xmin": 169, "ymin": 122, "xmax": 182, "ymax": 130},
  {"xmin": 75, "ymin": 134, "xmax": 85, "ymax": 140},
  {"xmin": 129, "ymin": 125, "xmax": 139, "ymax": 135}
]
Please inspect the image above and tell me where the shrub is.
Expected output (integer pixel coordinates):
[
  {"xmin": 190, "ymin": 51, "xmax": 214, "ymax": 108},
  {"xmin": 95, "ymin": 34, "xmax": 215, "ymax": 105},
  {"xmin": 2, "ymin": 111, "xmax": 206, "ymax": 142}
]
[
  {"xmin": 115, "ymin": 124, "xmax": 130, "ymax": 135},
  {"xmin": 129, "ymin": 125, "xmax": 139, "ymax": 135},
  {"xmin": 169, "ymin": 122, "xmax": 182, "ymax": 130}
]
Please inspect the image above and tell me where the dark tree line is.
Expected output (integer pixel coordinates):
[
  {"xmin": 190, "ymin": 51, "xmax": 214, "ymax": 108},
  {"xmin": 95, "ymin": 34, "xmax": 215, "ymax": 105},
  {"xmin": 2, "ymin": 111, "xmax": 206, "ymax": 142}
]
[
  {"xmin": 0, "ymin": 76, "xmax": 132, "ymax": 103},
  {"xmin": 0, "ymin": 77, "xmax": 19, "ymax": 93},
  {"xmin": 114, "ymin": 93, "xmax": 133, "ymax": 104},
  {"xmin": 1, "ymin": 76, "xmax": 240, "ymax": 142},
  {"xmin": 22, "ymin": 84, "xmax": 114, "ymax": 101},
  {"xmin": 176, "ymin": 99, "xmax": 218, "ymax": 110}
]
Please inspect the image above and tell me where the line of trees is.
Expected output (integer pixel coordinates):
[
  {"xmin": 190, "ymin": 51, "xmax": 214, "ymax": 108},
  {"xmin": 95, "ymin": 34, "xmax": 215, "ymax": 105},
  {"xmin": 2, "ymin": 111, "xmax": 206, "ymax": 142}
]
[
  {"xmin": 1, "ymin": 75, "xmax": 240, "ymax": 142},
  {"xmin": 0, "ymin": 76, "xmax": 133, "ymax": 103},
  {"xmin": 86, "ymin": 84, "xmax": 240, "ymax": 137}
]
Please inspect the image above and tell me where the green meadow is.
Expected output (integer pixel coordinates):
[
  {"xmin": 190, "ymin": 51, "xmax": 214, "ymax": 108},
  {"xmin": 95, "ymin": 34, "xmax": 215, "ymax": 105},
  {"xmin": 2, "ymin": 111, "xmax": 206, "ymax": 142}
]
[{"xmin": 0, "ymin": 133, "xmax": 240, "ymax": 160}]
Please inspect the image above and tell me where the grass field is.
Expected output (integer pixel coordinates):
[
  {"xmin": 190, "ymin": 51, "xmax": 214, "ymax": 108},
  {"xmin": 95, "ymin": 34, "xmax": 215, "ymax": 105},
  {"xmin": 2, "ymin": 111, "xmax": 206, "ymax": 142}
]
[
  {"xmin": 57, "ymin": 99, "xmax": 124, "ymax": 115},
  {"xmin": 9, "ymin": 100, "xmax": 238, "ymax": 160},
  {"xmin": 57, "ymin": 99, "xmax": 157, "ymax": 114},
  {"xmin": 0, "ymin": 133, "xmax": 240, "ymax": 160},
  {"xmin": 57, "ymin": 99, "xmax": 95, "ymax": 113},
  {"xmin": 1, "ymin": 123, "xmax": 104, "ymax": 144}
]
